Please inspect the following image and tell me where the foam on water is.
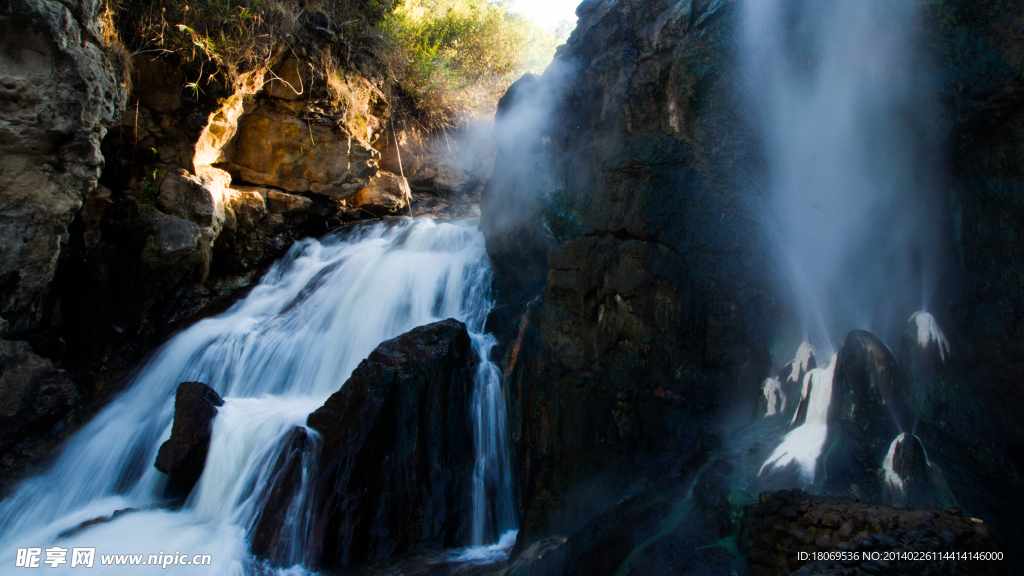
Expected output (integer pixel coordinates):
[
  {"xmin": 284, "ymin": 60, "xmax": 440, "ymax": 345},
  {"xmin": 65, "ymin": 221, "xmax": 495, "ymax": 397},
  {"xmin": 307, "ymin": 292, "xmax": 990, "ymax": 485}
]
[
  {"xmin": 761, "ymin": 353, "xmax": 837, "ymax": 483},
  {"xmin": 0, "ymin": 218, "xmax": 516, "ymax": 573},
  {"xmin": 882, "ymin": 433, "xmax": 908, "ymax": 493},
  {"xmin": 762, "ymin": 377, "xmax": 785, "ymax": 416},
  {"xmin": 911, "ymin": 311, "xmax": 950, "ymax": 363},
  {"xmin": 788, "ymin": 342, "xmax": 815, "ymax": 383}
]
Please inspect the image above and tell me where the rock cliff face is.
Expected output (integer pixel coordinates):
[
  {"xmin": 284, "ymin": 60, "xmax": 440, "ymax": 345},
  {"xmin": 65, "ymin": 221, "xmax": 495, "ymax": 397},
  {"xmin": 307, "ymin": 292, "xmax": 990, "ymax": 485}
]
[
  {"xmin": 483, "ymin": 0, "xmax": 775, "ymax": 553},
  {"xmin": 482, "ymin": 0, "xmax": 1024, "ymax": 567},
  {"xmin": 934, "ymin": 0, "xmax": 1024, "ymax": 481},
  {"xmin": 45, "ymin": 50, "xmax": 395, "ymax": 403},
  {"xmin": 0, "ymin": 11, "xmax": 432, "ymax": 477},
  {"xmin": 0, "ymin": 0, "xmax": 126, "ymax": 478},
  {"xmin": 0, "ymin": 0, "xmax": 127, "ymax": 329}
]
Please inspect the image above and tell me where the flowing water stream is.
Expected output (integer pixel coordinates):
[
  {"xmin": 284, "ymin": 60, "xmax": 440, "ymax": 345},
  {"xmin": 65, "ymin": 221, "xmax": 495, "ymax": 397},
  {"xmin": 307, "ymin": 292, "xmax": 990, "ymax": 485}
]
[{"xmin": 0, "ymin": 218, "xmax": 516, "ymax": 574}]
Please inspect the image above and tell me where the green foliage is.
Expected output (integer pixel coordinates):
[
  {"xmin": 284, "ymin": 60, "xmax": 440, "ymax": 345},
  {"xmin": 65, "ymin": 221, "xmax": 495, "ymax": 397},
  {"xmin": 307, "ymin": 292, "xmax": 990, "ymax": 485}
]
[
  {"xmin": 387, "ymin": 0, "xmax": 570, "ymax": 128},
  {"xmin": 139, "ymin": 163, "xmax": 164, "ymax": 213},
  {"xmin": 522, "ymin": 20, "xmax": 572, "ymax": 75}
]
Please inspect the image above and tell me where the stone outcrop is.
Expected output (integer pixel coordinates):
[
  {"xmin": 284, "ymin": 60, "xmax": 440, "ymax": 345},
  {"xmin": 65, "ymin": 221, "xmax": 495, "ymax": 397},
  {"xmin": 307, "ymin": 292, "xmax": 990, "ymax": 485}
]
[
  {"xmin": 154, "ymin": 381, "xmax": 224, "ymax": 499},
  {"xmin": 0, "ymin": 0, "xmax": 128, "ymax": 332},
  {"xmin": 8, "ymin": 45, "xmax": 399, "ymax": 438},
  {"xmin": 817, "ymin": 331, "xmax": 907, "ymax": 502},
  {"xmin": 304, "ymin": 319, "xmax": 477, "ymax": 568},
  {"xmin": 348, "ymin": 171, "xmax": 411, "ymax": 216},
  {"xmin": 740, "ymin": 490, "xmax": 1004, "ymax": 576},
  {"xmin": 224, "ymin": 98, "xmax": 379, "ymax": 199}
]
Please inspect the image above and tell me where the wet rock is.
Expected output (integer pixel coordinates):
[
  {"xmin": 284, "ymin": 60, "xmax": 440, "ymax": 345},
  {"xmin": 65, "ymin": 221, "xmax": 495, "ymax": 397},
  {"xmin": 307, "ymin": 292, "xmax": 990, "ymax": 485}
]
[
  {"xmin": 154, "ymin": 382, "xmax": 224, "ymax": 499},
  {"xmin": 882, "ymin": 432, "xmax": 940, "ymax": 509},
  {"xmin": 250, "ymin": 427, "xmax": 318, "ymax": 567},
  {"xmin": 147, "ymin": 214, "xmax": 203, "ymax": 267},
  {"xmin": 890, "ymin": 434, "xmax": 928, "ymax": 484},
  {"xmin": 740, "ymin": 490, "xmax": 1004, "ymax": 576},
  {"xmin": 0, "ymin": 339, "xmax": 79, "ymax": 474},
  {"xmin": 305, "ymin": 319, "xmax": 478, "ymax": 568},
  {"xmin": 831, "ymin": 331, "xmax": 909, "ymax": 430}
]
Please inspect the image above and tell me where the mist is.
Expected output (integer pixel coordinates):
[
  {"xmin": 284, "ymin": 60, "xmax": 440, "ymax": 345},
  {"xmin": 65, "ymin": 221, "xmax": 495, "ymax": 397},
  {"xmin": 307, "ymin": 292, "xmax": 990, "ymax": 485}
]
[{"xmin": 741, "ymin": 0, "xmax": 944, "ymax": 352}]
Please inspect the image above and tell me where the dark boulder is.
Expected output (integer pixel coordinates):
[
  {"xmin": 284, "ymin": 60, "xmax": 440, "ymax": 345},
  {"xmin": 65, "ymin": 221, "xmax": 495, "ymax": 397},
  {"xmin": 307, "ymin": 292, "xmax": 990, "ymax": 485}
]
[
  {"xmin": 830, "ymin": 331, "xmax": 909, "ymax": 431},
  {"xmin": 889, "ymin": 434, "xmax": 928, "ymax": 485},
  {"xmin": 821, "ymin": 331, "xmax": 908, "ymax": 501},
  {"xmin": 304, "ymin": 318, "xmax": 478, "ymax": 568},
  {"xmin": 882, "ymin": 433, "xmax": 945, "ymax": 510},
  {"xmin": 154, "ymin": 381, "xmax": 224, "ymax": 499}
]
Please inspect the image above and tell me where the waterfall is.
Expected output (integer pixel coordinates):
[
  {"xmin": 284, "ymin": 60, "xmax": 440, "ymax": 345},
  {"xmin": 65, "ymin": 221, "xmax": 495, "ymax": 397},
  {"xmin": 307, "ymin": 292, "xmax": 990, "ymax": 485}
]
[
  {"xmin": 0, "ymin": 218, "xmax": 516, "ymax": 573},
  {"xmin": 741, "ymin": 0, "xmax": 938, "ymax": 347},
  {"xmin": 742, "ymin": 0, "xmax": 940, "ymax": 483}
]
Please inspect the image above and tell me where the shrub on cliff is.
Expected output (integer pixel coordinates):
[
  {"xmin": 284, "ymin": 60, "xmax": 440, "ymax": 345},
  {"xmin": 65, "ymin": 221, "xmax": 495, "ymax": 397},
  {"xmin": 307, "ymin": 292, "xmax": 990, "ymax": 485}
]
[
  {"xmin": 108, "ymin": 0, "xmax": 567, "ymax": 130},
  {"xmin": 386, "ymin": 0, "xmax": 561, "ymax": 127}
]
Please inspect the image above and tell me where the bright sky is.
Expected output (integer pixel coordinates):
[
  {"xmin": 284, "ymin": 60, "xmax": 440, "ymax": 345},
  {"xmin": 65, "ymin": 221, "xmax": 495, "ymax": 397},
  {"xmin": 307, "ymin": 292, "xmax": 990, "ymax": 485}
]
[{"xmin": 509, "ymin": 0, "xmax": 580, "ymax": 31}]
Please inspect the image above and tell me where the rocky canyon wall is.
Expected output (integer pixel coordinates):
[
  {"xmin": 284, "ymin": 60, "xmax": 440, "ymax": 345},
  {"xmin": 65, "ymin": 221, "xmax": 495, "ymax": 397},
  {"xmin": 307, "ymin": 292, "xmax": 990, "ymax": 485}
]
[
  {"xmin": 482, "ymin": 0, "xmax": 1024, "ymax": 566},
  {"xmin": 0, "ymin": 0, "xmax": 126, "ymax": 476},
  {"xmin": 483, "ymin": 0, "xmax": 778, "ymax": 552}
]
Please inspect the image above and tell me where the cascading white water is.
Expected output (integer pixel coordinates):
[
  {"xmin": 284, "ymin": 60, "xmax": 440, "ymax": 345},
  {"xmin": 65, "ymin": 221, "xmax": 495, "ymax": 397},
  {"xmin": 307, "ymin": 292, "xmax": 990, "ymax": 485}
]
[
  {"xmin": 911, "ymin": 311, "xmax": 949, "ymax": 362},
  {"xmin": 760, "ymin": 352, "xmax": 836, "ymax": 483},
  {"xmin": 760, "ymin": 377, "xmax": 785, "ymax": 416},
  {"xmin": 0, "ymin": 218, "xmax": 516, "ymax": 574}
]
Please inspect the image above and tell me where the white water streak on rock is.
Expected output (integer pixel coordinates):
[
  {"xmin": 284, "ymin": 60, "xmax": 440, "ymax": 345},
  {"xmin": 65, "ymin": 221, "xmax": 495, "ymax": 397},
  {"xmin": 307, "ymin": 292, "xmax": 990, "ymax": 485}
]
[
  {"xmin": 912, "ymin": 311, "xmax": 950, "ymax": 363},
  {"xmin": 762, "ymin": 354, "xmax": 837, "ymax": 483},
  {"xmin": 762, "ymin": 377, "xmax": 785, "ymax": 416}
]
